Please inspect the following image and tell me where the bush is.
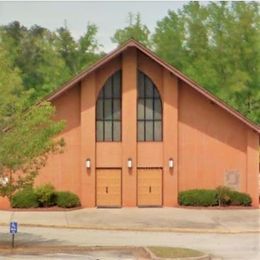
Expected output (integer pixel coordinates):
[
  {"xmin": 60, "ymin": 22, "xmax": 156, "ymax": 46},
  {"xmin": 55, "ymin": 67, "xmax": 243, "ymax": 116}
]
[
  {"xmin": 11, "ymin": 188, "xmax": 39, "ymax": 208},
  {"xmin": 179, "ymin": 187, "xmax": 252, "ymax": 207},
  {"xmin": 229, "ymin": 191, "xmax": 251, "ymax": 206},
  {"xmin": 216, "ymin": 186, "xmax": 232, "ymax": 206},
  {"xmin": 178, "ymin": 189, "xmax": 218, "ymax": 206},
  {"xmin": 35, "ymin": 184, "xmax": 56, "ymax": 207},
  {"xmin": 55, "ymin": 191, "xmax": 80, "ymax": 208}
]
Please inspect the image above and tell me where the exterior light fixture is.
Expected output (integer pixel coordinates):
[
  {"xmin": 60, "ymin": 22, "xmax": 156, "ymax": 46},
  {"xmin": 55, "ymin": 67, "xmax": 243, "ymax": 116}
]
[
  {"xmin": 169, "ymin": 158, "xmax": 174, "ymax": 169},
  {"xmin": 85, "ymin": 158, "xmax": 91, "ymax": 169},
  {"xmin": 127, "ymin": 158, "xmax": 132, "ymax": 169}
]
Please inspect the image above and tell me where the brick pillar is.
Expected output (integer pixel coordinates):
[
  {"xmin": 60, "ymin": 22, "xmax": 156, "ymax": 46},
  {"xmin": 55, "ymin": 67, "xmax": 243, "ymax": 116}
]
[
  {"xmin": 80, "ymin": 73, "xmax": 96, "ymax": 207},
  {"xmin": 122, "ymin": 47, "xmax": 137, "ymax": 206},
  {"xmin": 246, "ymin": 129, "xmax": 259, "ymax": 207},
  {"xmin": 163, "ymin": 70, "xmax": 178, "ymax": 206}
]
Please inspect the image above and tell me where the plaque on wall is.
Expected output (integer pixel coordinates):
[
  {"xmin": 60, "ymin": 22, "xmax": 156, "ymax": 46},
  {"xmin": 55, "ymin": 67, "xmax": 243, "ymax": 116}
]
[{"xmin": 224, "ymin": 170, "xmax": 240, "ymax": 191}]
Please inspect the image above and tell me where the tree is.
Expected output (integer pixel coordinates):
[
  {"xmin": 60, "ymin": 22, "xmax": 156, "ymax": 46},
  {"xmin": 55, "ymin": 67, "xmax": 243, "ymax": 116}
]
[
  {"xmin": 56, "ymin": 23, "xmax": 101, "ymax": 76},
  {"xmin": 0, "ymin": 46, "xmax": 65, "ymax": 200},
  {"xmin": 0, "ymin": 22, "xmax": 70, "ymax": 100},
  {"xmin": 78, "ymin": 23, "xmax": 101, "ymax": 71},
  {"xmin": 18, "ymin": 25, "xmax": 70, "ymax": 99},
  {"xmin": 153, "ymin": 9, "xmax": 187, "ymax": 70},
  {"xmin": 112, "ymin": 13, "xmax": 152, "ymax": 47},
  {"xmin": 153, "ymin": 1, "xmax": 260, "ymax": 123},
  {"xmin": 56, "ymin": 25, "xmax": 78, "ymax": 75},
  {"xmin": 0, "ymin": 21, "xmax": 101, "ymax": 100}
]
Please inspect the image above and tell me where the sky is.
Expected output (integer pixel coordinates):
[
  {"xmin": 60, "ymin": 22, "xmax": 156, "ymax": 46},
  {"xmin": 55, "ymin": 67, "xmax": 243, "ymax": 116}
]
[{"xmin": 0, "ymin": 1, "xmax": 186, "ymax": 52}]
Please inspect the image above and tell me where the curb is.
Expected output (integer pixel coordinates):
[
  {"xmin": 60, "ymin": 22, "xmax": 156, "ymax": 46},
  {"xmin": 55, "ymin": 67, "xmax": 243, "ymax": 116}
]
[
  {"xmin": 145, "ymin": 247, "xmax": 210, "ymax": 260},
  {"xmin": 0, "ymin": 222, "xmax": 259, "ymax": 234}
]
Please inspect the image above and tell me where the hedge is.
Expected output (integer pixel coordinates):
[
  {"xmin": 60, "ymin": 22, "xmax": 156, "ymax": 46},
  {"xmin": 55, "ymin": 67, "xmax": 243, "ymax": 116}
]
[
  {"xmin": 216, "ymin": 186, "xmax": 252, "ymax": 206},
  {"xmin": 228, "ymin": 191, "xmax": 251, "ymax": 206},
  {"xmin": 179, "ymin": 187, "xmax": 252, "ymax": 207},
  {"xmin": 55, "ymin": 191, "xmax": 80, "ymax": 208},
  {"xmin": 178, "ymin": 189, "xmax": 218, "ymax": 206},
  {"xmin": 11, "ymin": 185, "xmax": 80, "ymax": 208}
]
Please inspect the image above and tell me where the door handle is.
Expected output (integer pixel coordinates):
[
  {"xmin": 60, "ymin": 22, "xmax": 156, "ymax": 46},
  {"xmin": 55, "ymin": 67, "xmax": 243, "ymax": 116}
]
[
  {"xmin": 106, "ymin": 187, "xmax": 108, "ymax": 193},
  {"xmin": 149, "ymin": 186, "xmax": 152, "ymax": 193}
]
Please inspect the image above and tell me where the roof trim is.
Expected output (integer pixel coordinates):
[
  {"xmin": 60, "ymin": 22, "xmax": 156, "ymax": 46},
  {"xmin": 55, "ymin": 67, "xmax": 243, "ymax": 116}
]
[{"xmin": 46, "ymin": 39, "xmax": 260, "ymax": 133}]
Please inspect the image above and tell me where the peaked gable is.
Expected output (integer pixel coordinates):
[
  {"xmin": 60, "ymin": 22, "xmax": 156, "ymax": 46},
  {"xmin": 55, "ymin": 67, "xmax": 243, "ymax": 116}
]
[{"xmin": 46, "ymin": 39, "xmax": 260, "ymax": 133}]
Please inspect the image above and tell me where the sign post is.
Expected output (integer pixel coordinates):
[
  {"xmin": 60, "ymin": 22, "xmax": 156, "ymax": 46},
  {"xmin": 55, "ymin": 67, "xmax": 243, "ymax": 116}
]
[{"xmin": 10, "ymin": 222, "xmax": 18, "ymax": 248}]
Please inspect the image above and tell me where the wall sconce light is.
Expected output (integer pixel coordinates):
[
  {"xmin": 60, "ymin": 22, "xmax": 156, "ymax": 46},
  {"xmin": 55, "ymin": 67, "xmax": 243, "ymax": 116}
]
[
  {"xmin": 85, "ymin": 158, "xmax": 91, "ymax": 169},
  {"xmin": 169, "ymin": 158, "xmax": 174, "ymax": 169},
  {"xmin": 127, "ymin": 158, "xmax": 132, "ymax": 169}
]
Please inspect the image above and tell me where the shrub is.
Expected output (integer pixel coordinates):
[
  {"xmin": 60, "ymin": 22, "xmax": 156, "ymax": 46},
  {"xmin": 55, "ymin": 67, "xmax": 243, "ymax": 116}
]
[
  {"xmin": 216, "ymin": 186, "xmax": 232, "ymax": 206},
  {"xmin": 55, "ymin": 191, "xmax": 80, "ymax": 208},
  {"xmin": 229, "ymin": 191, "xmax": 251, "ymax": 206},
  {"xmin": 178, "ymin": 189, "xmax": 218, "ymax": 206},
  {"xmin": 179, "ymin": 187, "xmax": 252, "ymax": 207},
  {"xmin": 35, "ymin": 184, "xmax": 56, "ymax": 207},
  {"xmin": 11, "ymin": 188, "xmax": 39, "ymax": 208}
]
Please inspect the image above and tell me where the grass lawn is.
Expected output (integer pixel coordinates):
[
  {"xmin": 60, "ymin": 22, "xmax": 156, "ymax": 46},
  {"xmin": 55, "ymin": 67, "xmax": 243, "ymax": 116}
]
[{"xmin": 148, "ymin": 246, "xmax": 204, "ymax": 258}]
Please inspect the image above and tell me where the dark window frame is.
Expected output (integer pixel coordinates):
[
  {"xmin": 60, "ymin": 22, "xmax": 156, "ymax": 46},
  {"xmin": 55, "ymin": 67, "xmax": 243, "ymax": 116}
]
[
  {"xmin": 137, "ymin": 71, "xmax": 163, "ymax": 142},
  {"xmin": 96, "ymin": 70, "xmax": 122, "ymax": 142}
]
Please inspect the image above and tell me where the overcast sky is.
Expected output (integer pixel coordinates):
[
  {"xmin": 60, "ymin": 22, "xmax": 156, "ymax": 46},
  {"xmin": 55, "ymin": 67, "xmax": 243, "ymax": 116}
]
[{"xmin": 0, "ymin": 1, "xmax": 186, "ymax": 52}]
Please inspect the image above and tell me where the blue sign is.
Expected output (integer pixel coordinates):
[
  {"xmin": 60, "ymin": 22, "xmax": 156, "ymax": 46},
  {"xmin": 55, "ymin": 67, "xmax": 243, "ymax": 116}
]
[{"xmin": 10, "ymin": 222, "xmax": 18, "ymax": 234}]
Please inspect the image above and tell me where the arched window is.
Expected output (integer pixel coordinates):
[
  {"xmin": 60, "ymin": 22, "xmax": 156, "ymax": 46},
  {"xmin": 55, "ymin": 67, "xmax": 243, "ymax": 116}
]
[
  {"xmin": 137, "ymin": 71, "xmax": 162, "ymax": 141},
  {"xmin": 96, "ymin": 71, "xmax": 121, "ymax": 141}
]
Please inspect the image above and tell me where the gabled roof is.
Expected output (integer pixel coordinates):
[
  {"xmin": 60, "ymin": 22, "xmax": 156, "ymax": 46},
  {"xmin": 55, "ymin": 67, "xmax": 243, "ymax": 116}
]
[{"xmin": 46, "ymin": 39, "xmax": 260, "ymax": 133}]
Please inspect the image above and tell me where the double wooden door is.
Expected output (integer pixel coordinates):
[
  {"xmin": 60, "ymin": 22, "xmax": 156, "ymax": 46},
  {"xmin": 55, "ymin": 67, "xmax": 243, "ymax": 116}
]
[{"xmin": 96, "ymin": 168, "xmax": 162, "ymax": 207}]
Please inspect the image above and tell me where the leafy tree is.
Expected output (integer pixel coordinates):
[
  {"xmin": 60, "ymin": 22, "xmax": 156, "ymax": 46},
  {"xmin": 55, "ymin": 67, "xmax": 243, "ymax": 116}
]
[
  {"xmin": 0, "ymin": 22, "xmax": 70, "ymax": 99},
  {"xmin": 0, "ymin": 21, "xmax": 101, "ymax": 100},
  {"xmin": 154, "ymin": 2, "xmax": 217, "ymax": 92},
  {"xmin": 112, "ymin": 13, "xmax": 151, "ymax": 47},
  {"xmin": 0, "ymin": 46, "xmax": 65, "ymax": 200},
  {"xmin": 153, "ymin": 9, "xmax": 187, "ymax": 70},
  {"xmin": 224, "ymin": 2, "xmax": 260, "ymax": 122},
  {"xmin": 153, "ymin": 1, "xmax": 260, "ymax": 123},
  {"xmin": 78, "ymin": 23, "xmax": 101, "ymax": 70},
  {"xmin": 56, "ymin": 23, "xmax": 101, "ymax": 76},
  {"xmin": 56, "ymin": 25, "xmax": 78, "ymax": 75}
]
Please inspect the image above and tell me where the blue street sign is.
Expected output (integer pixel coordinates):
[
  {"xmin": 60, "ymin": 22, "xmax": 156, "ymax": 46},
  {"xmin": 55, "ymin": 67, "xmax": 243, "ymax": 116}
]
[{"xmin": 10, "ymin": 222, "xmax": 18, "ymax": 234}]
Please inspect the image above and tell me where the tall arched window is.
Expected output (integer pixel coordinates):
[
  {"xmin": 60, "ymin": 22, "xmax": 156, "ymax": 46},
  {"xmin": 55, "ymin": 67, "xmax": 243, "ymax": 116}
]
[
  {"xmin": 96, "ymin": 70, "xmax": 121, "ymax": 141},
  {"xmin": 137, "ymin": 71, "xmax": 162, "ymax": 141}
]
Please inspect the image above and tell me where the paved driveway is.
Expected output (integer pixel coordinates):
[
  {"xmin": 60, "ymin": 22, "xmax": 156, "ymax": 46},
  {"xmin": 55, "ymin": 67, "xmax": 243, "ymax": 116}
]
[
  {"xmin": 0, "ymin": 226, "xmax": 259, "ymax": 259},
  {"xmin": 0, "ymin": 208, "xmax": 259, "ymax": 233}
]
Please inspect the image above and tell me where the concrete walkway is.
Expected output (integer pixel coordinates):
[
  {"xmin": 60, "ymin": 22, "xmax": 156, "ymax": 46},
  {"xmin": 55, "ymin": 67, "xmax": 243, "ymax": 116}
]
[{"xmin": 0, "ymin": 208, "xmax": 259, "ymax": 233}]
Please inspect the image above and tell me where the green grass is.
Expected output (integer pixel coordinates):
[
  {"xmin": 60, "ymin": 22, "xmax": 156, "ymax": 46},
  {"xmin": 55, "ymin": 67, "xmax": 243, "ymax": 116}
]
[{"xmin": 148, "ymin": 246, "xmax": 204, "ymax": 258}]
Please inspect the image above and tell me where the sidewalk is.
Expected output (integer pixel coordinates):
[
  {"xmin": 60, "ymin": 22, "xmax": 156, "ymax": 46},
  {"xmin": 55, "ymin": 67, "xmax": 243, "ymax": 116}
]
[{"xmin": 0, "ymin": 207, "xmax": 259, "ymax": 233}]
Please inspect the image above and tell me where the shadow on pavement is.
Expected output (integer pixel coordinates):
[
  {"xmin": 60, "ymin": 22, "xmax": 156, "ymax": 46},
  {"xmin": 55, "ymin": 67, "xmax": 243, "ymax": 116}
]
[
  {"xmin": 0, "ymin": 243, "xmax": 150, "ymax": 259},
  {"xmin": 0, "ymin": 232, "xmax": 62, "ymax": 248}
]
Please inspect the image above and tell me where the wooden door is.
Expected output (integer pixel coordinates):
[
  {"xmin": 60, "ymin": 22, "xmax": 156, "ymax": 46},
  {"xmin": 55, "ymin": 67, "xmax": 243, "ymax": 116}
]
[
  {"xmin": 96, "ymin": 169, "xmax": 121, "ymax": 207},
  {"xmin": 137, "ymin": 168, "xmax": 162, "ymax": 207}
]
